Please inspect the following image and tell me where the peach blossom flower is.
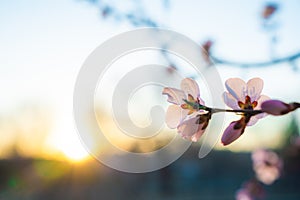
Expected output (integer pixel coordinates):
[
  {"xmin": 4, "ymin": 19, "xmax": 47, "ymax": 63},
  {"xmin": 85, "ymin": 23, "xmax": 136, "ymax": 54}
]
[
  {"xmin": 252, "ymin": 149, "xmax": 283, "ymax": 185},
  {"xmin": 235, "ymin": 189, "xmax": 253, "ymax": 200},
  {"xmin": 223, "ymin": 77, "xmax": 270, "ymax": 125},
  {"xmin": 222, "ymin": 78, "xmax": 270, "ymax": 145},
  {"xmin": 236, "ymin": 180, "xmax": 265, "ymax": 200},
  {"xmin": 162, "ymin": 78, "xmax": 209, "ymax": 142}
]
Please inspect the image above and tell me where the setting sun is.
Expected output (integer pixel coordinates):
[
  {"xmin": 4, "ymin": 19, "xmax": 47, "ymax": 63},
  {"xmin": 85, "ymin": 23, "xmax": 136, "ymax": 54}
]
[
  {"xmin": 60, "ymin": 143, "xmax": 90, "ymax": 162},
  {"xmin": 55, "ymin": 135, "xmax": 90, "ymax": 162},
  {"xmin": 47, "ymin": 121, "xmax": 90, "ymax": 162}
]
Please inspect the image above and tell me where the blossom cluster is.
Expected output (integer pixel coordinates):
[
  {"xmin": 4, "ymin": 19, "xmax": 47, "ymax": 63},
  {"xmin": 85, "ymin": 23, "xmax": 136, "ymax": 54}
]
[
  {"xmin": 163, "ymin": 77, "xmax": 299, "ymax": 145},
  {"xmin": 235, "ymin": 149, "xmax": 283, "ymax": 200}
]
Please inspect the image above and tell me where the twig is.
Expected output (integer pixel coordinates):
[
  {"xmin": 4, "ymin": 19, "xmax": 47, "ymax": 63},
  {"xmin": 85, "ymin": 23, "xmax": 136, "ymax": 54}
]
[{"xmin": 211, "ymin": 52, "xmax": 300, "ymax": 68}]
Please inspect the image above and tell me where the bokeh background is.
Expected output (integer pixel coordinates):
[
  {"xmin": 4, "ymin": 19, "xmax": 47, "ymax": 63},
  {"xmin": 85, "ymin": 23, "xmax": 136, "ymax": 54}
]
[{"xmin": 0, "ymin": 0, "xmax": 300, "ymax": 199}]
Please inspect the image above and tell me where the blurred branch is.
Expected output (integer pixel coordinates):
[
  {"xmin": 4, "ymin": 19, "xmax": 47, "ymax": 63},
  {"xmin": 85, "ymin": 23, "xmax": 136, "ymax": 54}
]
[
  {"xmin": 85, "ymin": 0, "xmax": 160, "ymax": 27},
  {"xmin": 84, "ymin": 0, "xmax": 300, "ymax": 70},
  {"xmin": 211, "ymin": 52, "xmax": 300, "ymax": 68}
]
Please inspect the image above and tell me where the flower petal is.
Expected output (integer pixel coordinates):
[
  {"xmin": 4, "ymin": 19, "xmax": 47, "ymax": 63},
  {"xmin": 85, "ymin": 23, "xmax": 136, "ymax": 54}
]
[
  {"xmin": 177, "ymin": 117, "xmax": 205, "ymax": 141},
  {"xmin": 225, "ymin": 78, "xmax": 247, "ymax": 101},
  {"xmin": 223, "ymin": 92, "xmax": 240, "ymax": 109},
  {"xmin": 180, "ymin": 78, "xmax": 200, "ymax": 99},
  {"xmin": 222, "ymin": 119, "xmax": 246, "ymax": 145},
  {"xmin": 247, "ymin": 117, "xmax": 259, "ymax": 126},
  {"xmin": 191, "ymin": 128, "xmax": 206, "ymax": 142},
  {"xmin": 165, "ymin": 105, "xmax": 188, "ymax": 128},
  {"xmin": 247, "ymin": 78, "xmax": 264, "ymax": 101},
  {"xmin": 255, "ymin": 95, "xmax": 271, "ymax": 119},
  {"xmin": 198, "ymin": 97, "xmax": 205, "ymax": 105},
  {"xmin": 162, "ymin": 87, "xmax": 186, "ymax": 105}
]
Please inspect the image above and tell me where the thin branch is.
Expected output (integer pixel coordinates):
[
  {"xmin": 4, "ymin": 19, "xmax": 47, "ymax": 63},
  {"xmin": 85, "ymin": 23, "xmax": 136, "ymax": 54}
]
[
  {"xmin": 211, "ymin": 108, "xmax": 263, "ymax": 115},
  {"xmin": 184, "ymin": 100, "xmax": 263, "ymax": 116},
  {"xmin": 211, "ymin": 52, "xmax": 300, "ymax": 68},
  {"xmin": 85, "ymin": 0, "xmax": 160, "ymax": 27},
  {"xmin": 85, "ymin": 0, "xmax": 300, "ymax": 69}
]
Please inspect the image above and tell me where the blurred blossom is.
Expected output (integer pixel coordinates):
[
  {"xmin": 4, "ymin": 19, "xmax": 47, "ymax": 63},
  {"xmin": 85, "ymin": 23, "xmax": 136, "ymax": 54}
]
[
  {"xmin": 252, "ymin": 149, "xmax": 283, "ymax": 185},
  {"xmin": 162, "ymin": 78, "xmax": 210, "ymax": 142},
  {"xmin": 262, "ymin": 3, "xmax": 278, "ymax": 19},
  {"xmin": 236, "ymin": 179, "xmax": 265, "ymax": 200},
  {"xmin": 166, "ymin": 64, "xmax": 177, "ymax": 74},
  {"xmin": 102, "ymin": 6, "xmax": 112, "ymax": 18},
  {"xmin": 201, "ymin": 40, "xmax": 213, "ymax": 64},
  {"xmin": 236, "ymin": 189, "xmax": 253, "ymax": 200}
]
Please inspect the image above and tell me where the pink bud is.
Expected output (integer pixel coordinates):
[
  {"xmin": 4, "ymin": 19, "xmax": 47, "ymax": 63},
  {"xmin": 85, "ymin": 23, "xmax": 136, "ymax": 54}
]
[
  {"xmin": 201, "ymin": 40, "xmax": 213, "ymax": 64},
  {"xmin": 261, "ymin": 100, "xmax": 290, "ymax": 116},
  {"xmin": 262, "ymin": 4, "xmax": 277, "ymax": 19},
  {"xmin": 222, "ymin": 118, "xmax": 246, "ymax": 146}
]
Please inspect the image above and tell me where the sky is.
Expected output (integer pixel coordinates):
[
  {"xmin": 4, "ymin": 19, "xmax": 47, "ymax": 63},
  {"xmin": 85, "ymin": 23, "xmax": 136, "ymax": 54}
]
[{"xmin": 0, "ymin": 0, "xmax": 299, "ymax": 161}]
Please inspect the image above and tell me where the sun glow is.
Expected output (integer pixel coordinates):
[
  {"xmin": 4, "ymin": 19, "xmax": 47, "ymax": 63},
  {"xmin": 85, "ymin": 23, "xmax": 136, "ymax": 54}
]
[
  {"xmin": 56, "ymin": 135, "xmax": 90, "ymax": 162},
  {"xmin": 61, "ymin": 145, "xmax": 90, "ymax": 162},
  {"xmin": 47, "ymin": 120, "xmax": 90, "ymax": 162}
]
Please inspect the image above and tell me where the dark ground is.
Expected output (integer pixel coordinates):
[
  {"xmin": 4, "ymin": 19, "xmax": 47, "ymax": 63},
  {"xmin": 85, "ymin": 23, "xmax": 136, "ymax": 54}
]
[{"xmin": 0, "ymin": 146, "xmax": 300, "ymax": 200}]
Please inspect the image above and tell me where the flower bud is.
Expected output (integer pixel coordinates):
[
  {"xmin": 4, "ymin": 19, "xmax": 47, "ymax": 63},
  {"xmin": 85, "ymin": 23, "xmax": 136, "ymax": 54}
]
[
  {"xmin": 222, "ymin": 118, "xmax": 246, "ymax": 145},
  {"xmin": 261, "ymin": 100, "xmax": 290, "ymax": 116},
  {"xmin": 262, "ymin": 4, "xmax": 277, "ymax": 19}
]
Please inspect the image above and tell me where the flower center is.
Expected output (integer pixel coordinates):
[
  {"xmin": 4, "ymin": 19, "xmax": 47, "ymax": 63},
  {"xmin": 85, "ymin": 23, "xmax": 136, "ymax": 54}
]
[
  {"xmin": 238, "ymin": 95, "xmax": 258, "ymax": 110},
  {"xmin": 181, "ymin": 94, "xmax": 200, "ymax": 115}
]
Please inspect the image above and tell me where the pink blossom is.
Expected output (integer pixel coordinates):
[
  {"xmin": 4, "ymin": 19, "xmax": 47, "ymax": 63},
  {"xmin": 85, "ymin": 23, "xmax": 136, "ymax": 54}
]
[
  {"xmin": 222, "ymin": 78, "xmax": 270, "ymax": 145},
  {"xmin": 235, "ymin": 189, "xmax": 253, "ymax": 200},
  {"xmin": 162, "ymin": 78, "xmax": 208, "ymax": 142},
  {"xmin": 223, "ymin": 77, "xmax": 270, "ymax": 126},
  {"xmin": 252, "ymin": 149, "xmax": 283, "ymax": 185},
  {"xmin": 177, "ymin": 114, "xmax": 210, "ymax": 142},
  {"xmin": 236, "ymin": 180, "xmax": 265, "ymax": 200}
]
